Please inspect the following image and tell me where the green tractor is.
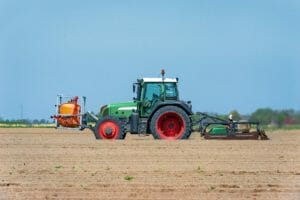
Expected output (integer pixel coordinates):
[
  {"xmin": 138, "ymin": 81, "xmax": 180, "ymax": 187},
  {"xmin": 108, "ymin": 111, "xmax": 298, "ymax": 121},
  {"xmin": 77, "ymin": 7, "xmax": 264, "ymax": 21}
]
[
  {"xmin": 52, "ymin": 70, "xmax": 193, "ymax": 140},
  {"xmin": 94, "ymin": 71, "xmax": 193, "ymax": 140}
]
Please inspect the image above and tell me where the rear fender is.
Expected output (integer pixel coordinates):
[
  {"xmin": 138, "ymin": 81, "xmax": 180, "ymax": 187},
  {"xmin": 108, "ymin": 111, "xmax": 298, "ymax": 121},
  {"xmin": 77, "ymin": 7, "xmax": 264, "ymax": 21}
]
[{"xmin": 148, "ymin": 101, "xmax": 192, "ymax": 122}]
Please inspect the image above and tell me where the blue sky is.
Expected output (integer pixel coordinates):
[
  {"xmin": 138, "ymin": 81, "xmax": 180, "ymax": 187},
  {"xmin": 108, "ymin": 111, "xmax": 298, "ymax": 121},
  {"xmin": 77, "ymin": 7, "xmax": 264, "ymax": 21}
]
[{"xmin": 0, "ymin": 0, "xmax": 299, "ymax": 119}]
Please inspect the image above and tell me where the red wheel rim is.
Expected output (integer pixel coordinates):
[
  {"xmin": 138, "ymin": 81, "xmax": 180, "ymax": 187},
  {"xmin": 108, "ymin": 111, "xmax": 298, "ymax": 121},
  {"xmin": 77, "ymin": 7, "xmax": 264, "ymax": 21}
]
[
  {"xmin": 98, "ymin": 120, "xmax": 120, "ymax": 139},
  {"xmin": 155, "ymin": 112, "xmax": 185, "ymax": 139}
]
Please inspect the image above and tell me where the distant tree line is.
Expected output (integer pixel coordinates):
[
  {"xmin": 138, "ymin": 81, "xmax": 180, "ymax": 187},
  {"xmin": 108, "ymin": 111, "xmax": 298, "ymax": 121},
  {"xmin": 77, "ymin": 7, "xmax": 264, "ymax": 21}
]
[
  {"xmin": 249, "ymin": 108, "xmax": 300, "ymax": 127},
  {"xmin": 0, "ymin": 108, "xmax": 299, "ymax": 127},
  {"xmin": 0, "ymin": 118, "xmax": 51, "ymax": 125},
  {"xmin": 221, "ymin": 108, "xmax": 300, "ymax": 127}
]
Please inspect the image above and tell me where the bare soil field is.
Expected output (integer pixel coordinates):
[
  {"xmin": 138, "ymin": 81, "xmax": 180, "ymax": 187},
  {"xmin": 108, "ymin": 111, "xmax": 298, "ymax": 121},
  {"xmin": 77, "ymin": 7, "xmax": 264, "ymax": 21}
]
[{"xmin": 0, "ymin": 128, "xmax": 299, "ymax": 200}]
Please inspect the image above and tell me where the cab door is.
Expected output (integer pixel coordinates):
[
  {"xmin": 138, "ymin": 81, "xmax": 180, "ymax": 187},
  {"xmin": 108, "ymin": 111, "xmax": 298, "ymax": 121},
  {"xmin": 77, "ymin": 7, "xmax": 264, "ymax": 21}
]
[{"xmin": 140, "ymin": 82, "xmax": 163, "ymax": 117}]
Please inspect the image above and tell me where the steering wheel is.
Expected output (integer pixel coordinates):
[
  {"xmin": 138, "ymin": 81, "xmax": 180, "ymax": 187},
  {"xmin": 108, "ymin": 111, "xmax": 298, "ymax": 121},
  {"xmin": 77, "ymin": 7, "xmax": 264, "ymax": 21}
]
[{"xmin": 143, "ymin": 99, "xmax": 151, "ymax": 108}]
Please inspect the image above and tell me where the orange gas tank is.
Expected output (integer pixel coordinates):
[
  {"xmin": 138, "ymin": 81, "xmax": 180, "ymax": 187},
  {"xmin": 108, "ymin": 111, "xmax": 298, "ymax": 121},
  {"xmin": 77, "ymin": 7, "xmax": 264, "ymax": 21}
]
[{"xmin": 58, "ymin": 97, "xmax": 81, "ymax": 128}]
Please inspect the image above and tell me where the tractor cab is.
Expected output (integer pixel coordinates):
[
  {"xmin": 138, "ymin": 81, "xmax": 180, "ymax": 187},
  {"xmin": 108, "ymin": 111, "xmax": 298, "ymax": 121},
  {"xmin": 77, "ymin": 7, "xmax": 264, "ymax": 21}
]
[{"xmin": 133, "ymin": 78, "xmax": 179, "ymax": 116}]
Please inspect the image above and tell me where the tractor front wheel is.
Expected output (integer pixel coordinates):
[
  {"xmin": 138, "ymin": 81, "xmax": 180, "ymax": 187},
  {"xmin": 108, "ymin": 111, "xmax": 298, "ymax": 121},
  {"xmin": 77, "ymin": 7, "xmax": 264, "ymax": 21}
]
[
  {"xmin": 94, "ymin": 116, "xmax": 125, "ymax": 140},
  {"xmin": 150, "ymin": 106, "xmax": 191, "ymax": 140}
]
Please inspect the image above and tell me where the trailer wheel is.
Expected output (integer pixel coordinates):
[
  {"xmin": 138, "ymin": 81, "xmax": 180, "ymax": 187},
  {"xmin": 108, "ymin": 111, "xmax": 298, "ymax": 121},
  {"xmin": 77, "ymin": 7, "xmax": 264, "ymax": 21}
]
[
  {"xmin": 150, "ymin": 106, "xmax": 191, "ymax": 140},
  {"xmin": 94, "ymin": 116, "xmax": 125, "ymax": 140}
]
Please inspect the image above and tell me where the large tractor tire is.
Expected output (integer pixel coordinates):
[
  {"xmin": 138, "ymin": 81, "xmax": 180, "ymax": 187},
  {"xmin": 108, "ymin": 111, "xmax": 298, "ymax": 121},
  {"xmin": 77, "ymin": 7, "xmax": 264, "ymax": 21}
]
[
  {"xmin": 94, "ymin": 116, "xmax": 126, "ymax": 140},
  {"xmin": 150, "ymin": 106, "xmax": 191, "ymax": 140}
]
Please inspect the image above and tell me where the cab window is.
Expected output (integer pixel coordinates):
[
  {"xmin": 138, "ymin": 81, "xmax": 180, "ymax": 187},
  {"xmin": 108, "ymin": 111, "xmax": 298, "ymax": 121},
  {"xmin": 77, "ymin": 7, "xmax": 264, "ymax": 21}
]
[
  {"xmin": 144, "ymin": 83, "xmax": 162, "ymax": 101},
  {"xmin": 165, "ymin": 83, "xmax": 177, "ymax": 99}
]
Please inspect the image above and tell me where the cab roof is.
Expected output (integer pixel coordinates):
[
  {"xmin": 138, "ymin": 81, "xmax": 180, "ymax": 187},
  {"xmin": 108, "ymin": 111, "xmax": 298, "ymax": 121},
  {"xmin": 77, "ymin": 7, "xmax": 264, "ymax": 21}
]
[{"xmin": 142, "ymin": 78, "xmax": 178, "ymax": 83}]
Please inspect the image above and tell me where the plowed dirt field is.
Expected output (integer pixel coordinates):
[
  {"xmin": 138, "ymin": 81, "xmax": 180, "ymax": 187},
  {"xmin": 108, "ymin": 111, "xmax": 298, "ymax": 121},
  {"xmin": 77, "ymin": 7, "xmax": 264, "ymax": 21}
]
[{"xmin": 0, "ymin": 128, "xmax": 299, "ymax": 200}]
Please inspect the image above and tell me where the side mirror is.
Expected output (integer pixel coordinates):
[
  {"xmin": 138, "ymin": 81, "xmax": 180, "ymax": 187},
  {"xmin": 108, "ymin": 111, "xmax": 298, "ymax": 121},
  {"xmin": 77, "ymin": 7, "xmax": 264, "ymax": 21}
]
[{"xmin": 133, "ymin": 84, "xmax": 136, "ymax": 93}]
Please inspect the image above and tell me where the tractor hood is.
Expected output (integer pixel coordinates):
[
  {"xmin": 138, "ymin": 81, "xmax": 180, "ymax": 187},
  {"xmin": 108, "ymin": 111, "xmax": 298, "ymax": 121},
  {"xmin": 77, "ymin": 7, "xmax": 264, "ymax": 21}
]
[{"xmin": 100, "ymin": 101, "xmax": 137, "ymax": 118}]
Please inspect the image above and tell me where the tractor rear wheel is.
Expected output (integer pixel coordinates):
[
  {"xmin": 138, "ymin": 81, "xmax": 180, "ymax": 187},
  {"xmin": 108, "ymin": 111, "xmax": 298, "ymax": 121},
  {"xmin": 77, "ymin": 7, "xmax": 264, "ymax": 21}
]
[
  {"xmin": 150, "ymin": 106, "xmax": 191, "ymax": 140},
  {"xmin": 94, "ymin": 116, "xmax": 125, "ymax": 140}
]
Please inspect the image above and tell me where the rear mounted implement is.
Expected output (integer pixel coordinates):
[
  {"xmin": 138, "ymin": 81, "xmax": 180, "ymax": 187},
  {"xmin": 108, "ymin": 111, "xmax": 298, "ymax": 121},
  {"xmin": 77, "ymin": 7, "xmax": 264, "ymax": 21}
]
[{"xmin": 197, "ymin": 112, "xmax": 269, "ymax": 140}]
